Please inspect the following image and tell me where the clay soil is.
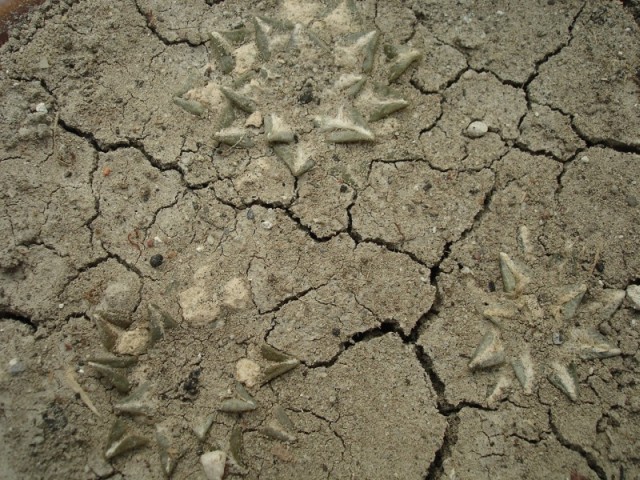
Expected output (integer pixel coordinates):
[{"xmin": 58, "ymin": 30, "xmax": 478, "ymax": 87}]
[{"xmin": 0, "ymin": 1, "xmax": 639, "ymax": 479}]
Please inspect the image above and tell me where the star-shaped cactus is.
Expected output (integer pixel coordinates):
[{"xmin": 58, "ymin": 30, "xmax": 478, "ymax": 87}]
[
  {"xmin": 468, "ymin": 227, "xmax": 623, "ymax": 404},
  {"xmin": 172, "ymin": 0, "xmax": 422, "ymax": 176}
]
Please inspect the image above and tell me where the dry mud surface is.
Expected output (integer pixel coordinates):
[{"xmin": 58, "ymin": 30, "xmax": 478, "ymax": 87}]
[{"xmin": 0, "ymin": 1, "xmax": 639, "ymax": 479}]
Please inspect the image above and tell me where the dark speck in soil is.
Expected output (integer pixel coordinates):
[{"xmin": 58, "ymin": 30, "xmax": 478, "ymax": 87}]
[
  {"xmin": 150, "ymin": 254, "xmax": 164, "ymax": 268},
  {"xmin": 42, "ymin": 404, "xmax": 68, "ymax": 432},
  {"xmin": 298, "ymin": 88, "xmax": 314, "ymax": 105},
  {"xmin": 183, "ymin": 368, "xmax": 202, "ymax": 397}
]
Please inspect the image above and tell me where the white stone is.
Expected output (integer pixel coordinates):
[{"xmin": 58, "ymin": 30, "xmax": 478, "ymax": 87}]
[
  {"xmin": 115, "ymin": 328, "xmax": 149, "ymax": 355},
  {"xmin": 35, "ymin": 103, "xmax": 48, "ymax": 113},
  {"xmin": 627, "ymin": 285, "xmax": 640, "ymax": 310},
  {"xmin": 233, "ymin": 42, "xmax": 258, "ymax": 74},
  {"xmin": 222, "ymin": 277, "xmax": 252, "ymax": 310},
  {"xmin": 8, "ymin": 358, "xmax": 26, "ymax": 375},
  {"xmin": 201, "ymin": 451, "xmax": 226, "ymax": 480},
  {"xmin": 245, "ymin": 111, "xmax": 263, "ymax": 128},
  {"xmin": 465, "ymin": 120, "xmax": 488, "ymax": 138},
  {"xmin": 236, "ymin": 358, "xmax": 261, "ymax": 387},
  {"xmin": 178, "ymin": 285, "xmax": 220, "ymax": 326}
]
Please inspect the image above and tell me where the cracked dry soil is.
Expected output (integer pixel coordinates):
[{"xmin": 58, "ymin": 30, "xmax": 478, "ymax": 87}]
[{"xmin": 0, "ymin": 0, "xmax": 639, "ymax": 479}]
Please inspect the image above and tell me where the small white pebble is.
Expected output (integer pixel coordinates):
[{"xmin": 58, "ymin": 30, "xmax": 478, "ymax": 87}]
[
  {"xmin": 245, "ymin": 111, "xmax": 263, "ymax": 128},
  {"xmin": 58, "ymin": 303, "xmax": 64, "ymax": 309},
  {"xmin": 465, "ymin": 120, "xmax": 488, "ymax": 139},
  {"xmin": 8, "ymin": 358, "xmax": 25, "ymax": 375},
  {"xmin": 581, "ymin": 155, "xmax": 589, "ymax": 163},
  {"xmin": 552, "ymin": 332, "xmax": 563, "ymax": 345},
  {"xmin": 627, "ymin": 285, "xmax": 640, "ymax": 310},
  {"xmin": 201, "ymin": 451, "xmax": 226, "ymax": 480},
  {"xmin": 261, "ymin": 220, "xmax": 273, "ymax": 230},
  {"xmin": 35, "ymin": 102, "xmax": 48, "ymax": 113},
  {"xmin": 235, "ymin": 358, "xmax": 260, "ymax": 387}
]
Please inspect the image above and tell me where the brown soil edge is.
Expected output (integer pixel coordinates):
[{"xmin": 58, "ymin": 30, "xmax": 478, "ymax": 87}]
[{"xmin": 0, "ymin": 0, "xmax": 47, "ymax": 46}]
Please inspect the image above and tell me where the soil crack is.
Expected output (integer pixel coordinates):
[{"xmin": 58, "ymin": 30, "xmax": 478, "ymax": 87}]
[
  {"xmin": 549, "ymin": 410, "xmax": 607, "ymax": 480},
  {"xmin": 0, "ymin": 309, "xmax": 36, "ymax": 331}
]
